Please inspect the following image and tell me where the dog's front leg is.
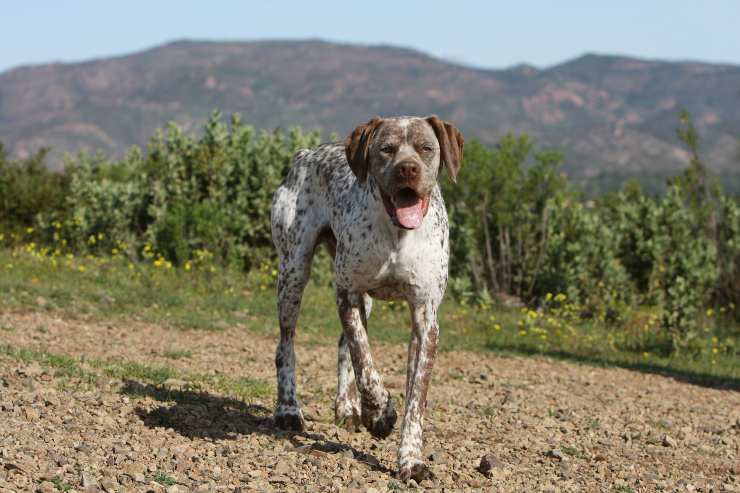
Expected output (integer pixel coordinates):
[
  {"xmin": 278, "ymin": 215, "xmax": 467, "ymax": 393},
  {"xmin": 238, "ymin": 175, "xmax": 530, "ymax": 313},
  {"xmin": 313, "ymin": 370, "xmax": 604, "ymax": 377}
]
[
  {"xmin": 398, "ymin": 302, "xmax": 439, "ymax": 483},
  {"xmin": 336, "ymin": 288, "xmax": 397, "ymax": 439}
]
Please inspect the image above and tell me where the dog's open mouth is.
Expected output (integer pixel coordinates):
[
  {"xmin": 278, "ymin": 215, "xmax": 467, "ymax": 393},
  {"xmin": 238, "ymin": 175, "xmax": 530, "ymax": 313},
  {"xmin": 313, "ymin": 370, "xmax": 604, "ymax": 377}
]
[{"xmin": 381, "ymin": 187, "xmax": 430, "ymax": 230}]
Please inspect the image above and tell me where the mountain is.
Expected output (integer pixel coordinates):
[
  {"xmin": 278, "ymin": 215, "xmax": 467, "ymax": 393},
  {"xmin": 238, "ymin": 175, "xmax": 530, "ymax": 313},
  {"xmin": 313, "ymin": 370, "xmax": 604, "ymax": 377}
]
[{"xmin": 1, "ymin": 39, "xmax": 739, "ymax": 189}]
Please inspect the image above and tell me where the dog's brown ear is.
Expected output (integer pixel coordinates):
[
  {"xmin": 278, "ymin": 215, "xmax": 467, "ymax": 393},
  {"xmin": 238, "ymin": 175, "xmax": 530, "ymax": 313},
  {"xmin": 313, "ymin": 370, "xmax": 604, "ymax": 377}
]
[
  {"xmin": 344, "ymin": 117, "xmax": 383, "ymax": 182},
  {"xmin": 425, "ymin": 115, "xmax": 464, "ymax": 183}
]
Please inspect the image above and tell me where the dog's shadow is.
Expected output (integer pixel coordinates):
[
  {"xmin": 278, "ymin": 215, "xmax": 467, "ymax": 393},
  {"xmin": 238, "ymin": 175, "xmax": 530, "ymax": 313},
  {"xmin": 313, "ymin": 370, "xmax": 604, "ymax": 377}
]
[{"xmin": 123, "ymin": 380, "xmax": 391, "ymax": 473}]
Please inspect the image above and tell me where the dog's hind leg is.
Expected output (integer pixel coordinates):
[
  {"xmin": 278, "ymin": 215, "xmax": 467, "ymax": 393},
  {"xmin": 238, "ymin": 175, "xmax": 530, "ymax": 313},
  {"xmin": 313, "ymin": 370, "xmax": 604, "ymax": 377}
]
[
  {"xmin": 335, "ymin": 294, "xmax": 371, "ymax": 430},
  {"xmin": 273, "ymin": 243, "xmax": 314, "ymax": 432}
]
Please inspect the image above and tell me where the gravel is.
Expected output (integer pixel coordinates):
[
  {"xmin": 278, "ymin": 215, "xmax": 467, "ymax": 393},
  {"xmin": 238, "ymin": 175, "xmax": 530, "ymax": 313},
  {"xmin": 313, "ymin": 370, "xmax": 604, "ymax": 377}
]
[{"xmin": 0, "ymin": 310, "xmax": 738, "ymax": 492}]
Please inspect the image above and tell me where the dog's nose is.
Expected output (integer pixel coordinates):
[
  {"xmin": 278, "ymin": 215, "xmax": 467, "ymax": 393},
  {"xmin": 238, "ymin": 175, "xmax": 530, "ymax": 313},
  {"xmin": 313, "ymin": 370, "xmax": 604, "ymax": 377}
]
[{"xmin": 397, "ymin": 162, "xmax": 420, "ymax": 181}]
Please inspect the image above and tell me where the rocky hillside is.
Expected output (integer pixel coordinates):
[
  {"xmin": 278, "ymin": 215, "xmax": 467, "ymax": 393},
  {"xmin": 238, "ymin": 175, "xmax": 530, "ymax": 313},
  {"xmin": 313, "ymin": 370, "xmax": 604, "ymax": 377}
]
[{"xmin": 1, "ymin": 40, "xmax": 739, "ymax": 187}]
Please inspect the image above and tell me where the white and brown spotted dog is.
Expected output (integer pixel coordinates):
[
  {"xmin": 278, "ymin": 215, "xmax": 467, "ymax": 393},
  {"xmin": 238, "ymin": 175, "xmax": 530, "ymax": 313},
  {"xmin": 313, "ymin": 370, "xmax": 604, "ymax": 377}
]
[{"xmin": 270, "ymin": 115, "xmax": 463, "ymax": 482}]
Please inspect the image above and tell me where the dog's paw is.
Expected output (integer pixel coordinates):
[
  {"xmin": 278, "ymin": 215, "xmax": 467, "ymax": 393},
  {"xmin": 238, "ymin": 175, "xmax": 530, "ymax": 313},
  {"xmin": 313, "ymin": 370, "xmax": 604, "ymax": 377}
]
[
  {"xmin": 273, "ymin": 408, "xmax": 305, "ymax": 432},
  {"xmin": 335, "ymin": 401, "xmax": 362, "ymax": 432},
  {"xmin": 398, "ymin": 459, "xmax": 433, "ymax": 484},
  {"xmin": 363, "ymin": 392, "xmax": 397, "ymax": 439}
]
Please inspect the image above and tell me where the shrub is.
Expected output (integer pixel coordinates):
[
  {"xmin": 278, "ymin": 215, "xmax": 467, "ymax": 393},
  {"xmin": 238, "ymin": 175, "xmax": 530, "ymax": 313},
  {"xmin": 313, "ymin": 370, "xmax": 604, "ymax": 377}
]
[
  {"xmin": 0, "ymin": 143, "xmax": 71, "ymax": 233},
  {"xmin": 37, "ymin": 112, "xmax": 320, "ymax": 269},
  {"xmin": 444, "ymin": 134, "xmax": 633, "ymax": 316},
  {"xmin": 654, "ymin": 185, "xmax": 719, "ymax": 350}
]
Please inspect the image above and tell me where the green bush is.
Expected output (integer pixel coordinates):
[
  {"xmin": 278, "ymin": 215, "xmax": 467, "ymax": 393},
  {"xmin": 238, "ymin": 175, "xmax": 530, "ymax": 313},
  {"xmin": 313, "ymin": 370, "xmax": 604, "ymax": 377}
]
[
  {"xmin": 444, "ymin": 135, "xmax": 633, "ymax": 316},
  {"xmin": 37, "ymin": 112, "xmax": 320, "ymax": 269},
  {"xmin": 0, "ymin": 143, "xmax": 71, "ymax": 234},
  {"xmin": 654, "ymin": 185, "xmax": 718, "ymax": 350},
  {"xmin": 540, "ymin": 199, "xmax": 635, "ymax": 317},
  {"xmin": 716, "ymin": 196, "xmax": 739, "ymax": 318}
]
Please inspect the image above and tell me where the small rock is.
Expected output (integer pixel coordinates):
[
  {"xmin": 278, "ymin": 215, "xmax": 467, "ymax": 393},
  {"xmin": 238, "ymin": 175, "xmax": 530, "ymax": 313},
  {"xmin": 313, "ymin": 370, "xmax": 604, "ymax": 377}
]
[
  {"xmin": 123, "ymin": 463, "xmax": 145, "ymax": 477},
  {"xmin": 347, "ymin": 479, "xmax": 363, "ymax": 489},
  {"xmin": 334, "ymin": 427, "xmax": 350, "ymax": 442},
  {"xmin": 36, "ymin": 296, "xmax": 47, "ymax": 308},
  {"xmin": 37, "ymin": 481, "xmax": 56, "ymax": 493},
  {"xmin": 553, "ymin": 408, "xmax": 573, "ymax": 421},
  {"xmin": 478, "ymin": 454, "xmax": 504, "ymax": 476},
  {"xmin": 468, "ymin": 478, "xmax": 483, "ymax": 488},
  {"xmin": 363, "ymin": 455, "xmax": 380, "ymax": 468},
  {"xmin": 420, "ymin": 478, "xmax": 435, "ymax": 488},
  {"xmin": 19, "ymin": 362, "xmax": 44, "ymax": 378},
  {"xmin": 81, "ymin": 472, "xmax": 99, "ymax": 488},
  {"xmin": 75, "ymin": 443, "xmax": 93, "ymax": 454},
  {"xmin": 166, "ymin": 486, "xmax": 180, "ymax": 493},
  {"xmin": 545, "ymin": 449, "xmax": 565, "ymax": 461},
  {"xmin": 195, "ymin": 482, "xmax": 214, "ymax": 493},
  {"xmin": 428, "ymin": 451, "xmax": 448, "ymax": 464},
  {"xmin": 340, "ymin": 449, "xmax": 354, "ymax": 459},
  {"xmin": 49, "ymin": 453, "xmax": 69, "ymax": 466},
  {"xmin": 44, "ymin": 394, "xmax": 61, "ymax": 407},
  {"xmin": 100, "ymin": 478, "xmax": 118, "ymax": 492},
  {"xmin": 662, "ymin": 435, "xmax": 677, "ymax": 447},
  {"xmin": 273, "ymin": 460, "xmax": 291, "ymax": 476}
]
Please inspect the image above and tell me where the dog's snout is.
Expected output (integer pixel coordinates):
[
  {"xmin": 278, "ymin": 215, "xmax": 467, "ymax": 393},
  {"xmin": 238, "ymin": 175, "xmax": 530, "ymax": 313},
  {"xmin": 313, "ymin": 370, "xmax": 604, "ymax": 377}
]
[{"xmin": 397, "ymin": 161, "xmax": 420, "ymax": 181}]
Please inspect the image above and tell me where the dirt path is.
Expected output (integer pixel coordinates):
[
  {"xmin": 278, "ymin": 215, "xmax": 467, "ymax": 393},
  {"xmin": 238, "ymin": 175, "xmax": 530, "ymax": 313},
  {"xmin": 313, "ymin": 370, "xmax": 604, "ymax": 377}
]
[{"xmin": 0, "ymin": 310, "xmax": 738, "ymax": 492}]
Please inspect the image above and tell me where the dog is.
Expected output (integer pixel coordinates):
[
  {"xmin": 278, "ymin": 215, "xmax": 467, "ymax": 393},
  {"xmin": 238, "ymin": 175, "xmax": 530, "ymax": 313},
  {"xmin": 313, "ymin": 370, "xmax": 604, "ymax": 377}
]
[{"xmin": 270, "ymin": 115, "xmax": 463, "ymax": 482}]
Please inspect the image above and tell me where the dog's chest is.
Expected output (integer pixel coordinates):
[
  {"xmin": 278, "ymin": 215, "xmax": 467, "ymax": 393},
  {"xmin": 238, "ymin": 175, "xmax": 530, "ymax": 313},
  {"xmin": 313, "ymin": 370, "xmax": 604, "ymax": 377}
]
[{"xmin": 335, "ymin": 204, "xmax": 448, "ymax": 302}]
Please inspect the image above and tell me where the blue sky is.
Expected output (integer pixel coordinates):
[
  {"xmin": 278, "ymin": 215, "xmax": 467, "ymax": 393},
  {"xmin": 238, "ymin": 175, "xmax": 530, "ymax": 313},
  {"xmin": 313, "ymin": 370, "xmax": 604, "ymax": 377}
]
[{"xmin": 2, "ymin": 1, "xmax": 739, "ymax": 73}]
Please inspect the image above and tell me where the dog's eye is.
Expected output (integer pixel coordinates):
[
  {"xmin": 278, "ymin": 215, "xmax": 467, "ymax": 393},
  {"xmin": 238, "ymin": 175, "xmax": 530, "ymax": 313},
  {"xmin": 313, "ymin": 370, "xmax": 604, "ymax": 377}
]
[
  {"xmin": 380, "ymin": 144, "xmax": 395, "ymax": 154},
  {"xmin": 420, "ymin": 144, "xmax": 434, "ymax": 153}
]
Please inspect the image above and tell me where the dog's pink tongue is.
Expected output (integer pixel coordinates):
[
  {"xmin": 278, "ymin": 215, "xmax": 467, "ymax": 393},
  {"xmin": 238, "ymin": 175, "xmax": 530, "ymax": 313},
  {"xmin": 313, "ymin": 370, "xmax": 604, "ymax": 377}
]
[{"xmin": 395, "ymin": 201, "xmax": 424, "ymax": 229}]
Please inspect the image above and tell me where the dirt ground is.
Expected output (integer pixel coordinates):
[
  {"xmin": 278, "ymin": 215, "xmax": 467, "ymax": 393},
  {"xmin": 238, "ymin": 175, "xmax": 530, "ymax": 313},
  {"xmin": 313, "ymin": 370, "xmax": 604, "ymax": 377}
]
[{"xmin": 0, "ymin": 310, "xmax": 738, "ymax": 493}]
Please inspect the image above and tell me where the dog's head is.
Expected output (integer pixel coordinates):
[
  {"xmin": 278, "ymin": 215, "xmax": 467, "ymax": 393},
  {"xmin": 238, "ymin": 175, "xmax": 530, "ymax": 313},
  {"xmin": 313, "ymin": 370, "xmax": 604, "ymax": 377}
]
[{"xmin": 344, "ymin": 116, "xmax": 464, "ymax": 230}]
